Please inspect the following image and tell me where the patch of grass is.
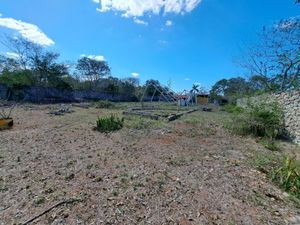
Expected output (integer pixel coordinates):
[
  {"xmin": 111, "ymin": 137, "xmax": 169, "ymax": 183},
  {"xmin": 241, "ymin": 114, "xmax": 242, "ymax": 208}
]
[
  {"xmin": 228, "ymin": 101, "xmax": 284, "ymax": 141},
  {"xmin": 125, "ymin": 116, "xmax": 166, "ymax": 130},
  {"xmin": 95, "ymin": 176, "xmax": 103, "ymax": 182},
  {"xmin": 222, "ymin": 104, "xmax": 244, "ymax": 114},
  {"xmin": 94, "ymin": 100, "xmax": 115, "ymax": 109},
  {"xmin": 34, "ymin": 196, "xmax": 45, "ymax": 205},
  {"xmin": 272, "ymin": 157, "xmax": 300, "ymax": 199},
  {"xmin": 167, "ymin": 156, "xmax": 188, "ymax": 166},
  {"xmin": 253, "ymin": 152, "xmax": 300, "ymax": 202},
  {"xmin": 259, "ymin": 139, "xmax": 280, "ymax": 151},
  {"xmin": 95, "ymin": 115, "xmax": 124, "ymax": 133},
  {"xmin": 112, "ymin": 190, "xmax": 119, "ymax": 196}
]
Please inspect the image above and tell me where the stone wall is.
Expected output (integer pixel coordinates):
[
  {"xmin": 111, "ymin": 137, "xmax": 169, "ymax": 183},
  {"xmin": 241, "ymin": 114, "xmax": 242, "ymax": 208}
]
[
  {"xmin": 0, "ymin": 84, "xmax": 157, "ymax": 103},
  {"xmin": 237, "ymin": 90, "xmax": 300, "ymax": 145}
]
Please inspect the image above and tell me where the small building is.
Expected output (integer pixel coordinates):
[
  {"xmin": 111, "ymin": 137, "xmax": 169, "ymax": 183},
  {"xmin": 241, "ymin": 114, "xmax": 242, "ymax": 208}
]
[{"xmin": 196, "ymin": 94, "xmax": 209, "ymax": 105}]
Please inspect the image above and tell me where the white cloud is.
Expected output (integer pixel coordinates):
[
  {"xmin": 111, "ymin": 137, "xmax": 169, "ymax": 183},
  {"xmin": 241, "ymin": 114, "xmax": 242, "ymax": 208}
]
[
  {"xmin": 134, "ymin": 18, "xmax": 148, "ymax": 26},
  {"xmin": 0, "ymin": 17, "xmax": 54, "ymax": 46},
  {"xmin": 0, "ymin": 13, "xmax": 2, "ymax": 17},
  {"xmin": 6, "ymin": 52, "xmax": 20, "ymax": 59},
  {"xmin": 158, "ymin": 40, "xmax": 168, "ymax": 45},
  {"xmin": 184, "ymin": 78, "xmax": 190, "ymax": 81},
  {"xmin": 94, "ymin": 0, "xmax": 202, "ymax": 18},
  {"xmin": 81, "ymin": 54, "xmax": 106, "ymax": 61},
  {"xmin": 165, "ymin": 20, "xmax": 173, "ymax": 26},
  {"xmin": 131, "ymin": 72, "xmax": 139, "ymax": 77}
]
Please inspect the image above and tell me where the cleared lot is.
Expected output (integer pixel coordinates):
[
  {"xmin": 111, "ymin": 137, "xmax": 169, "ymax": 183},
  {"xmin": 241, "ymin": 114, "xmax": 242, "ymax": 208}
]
[{"xmin": 0, "ymin": 104, "xmax": 299, "ymax": 225}]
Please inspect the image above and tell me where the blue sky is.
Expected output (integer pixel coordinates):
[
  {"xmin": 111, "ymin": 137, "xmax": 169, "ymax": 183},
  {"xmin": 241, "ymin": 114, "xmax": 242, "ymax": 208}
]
[{"xmin": 0, "ymin": 0, "xmax": 299, "ymax": 91}]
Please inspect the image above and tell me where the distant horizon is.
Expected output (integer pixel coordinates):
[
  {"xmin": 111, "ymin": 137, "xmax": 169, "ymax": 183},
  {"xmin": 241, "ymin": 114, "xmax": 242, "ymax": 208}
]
[{"xmin": 0, "ymin": 0, "xmax": 299, "ymax": 91}]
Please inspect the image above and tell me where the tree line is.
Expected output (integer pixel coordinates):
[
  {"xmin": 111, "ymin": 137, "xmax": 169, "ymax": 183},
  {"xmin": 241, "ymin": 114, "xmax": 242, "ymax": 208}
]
[{"xmin": 0, "ymin": 37, "xmax": 170, "ymax": 100}]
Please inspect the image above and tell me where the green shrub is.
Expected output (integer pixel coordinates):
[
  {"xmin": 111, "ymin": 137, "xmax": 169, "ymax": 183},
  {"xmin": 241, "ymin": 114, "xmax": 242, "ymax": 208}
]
[
  {"xmin": 272, "ymin": 157, "xmax": 300, "ymax": 199},
  {"xmin": 229, "ymin": 101, "xmax": 284, "ymax": 140},
  {"xmin": 222, "ymin": 104, "xmax": 244, "ymax": 114},
  {"xmin": 94, "ymin": 100, "xmax": 115, "ymax": 109},
  {"xmin": 95, "ymin": 115, "xmax": 124, "ymax": 133},
  {"xmin": 254, "ymin": 153, "xmax": 300, "ymax": 200}
]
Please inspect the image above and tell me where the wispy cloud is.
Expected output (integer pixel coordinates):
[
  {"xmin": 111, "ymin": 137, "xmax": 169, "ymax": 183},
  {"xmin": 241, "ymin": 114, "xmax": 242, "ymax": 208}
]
[
  {"xmin": 184, "ymin": 78, "xmax": 190, "ymax": 81},
  {"xmin": 158, "ymin": 40, "xmax": 168, "ymax": 45},
  {"xmin": 165, "ymin": 20, "xmax": 173, "ymax": 26},
  {"xmin": 133, "ymin": 18, "xmax": 148, "ymax": 26},
  {"xmin": 0, "ymin": 17, "xmax": 54, "ymax": 46},
  {"xmin": 80, "ymin": 54, "xmax": 106, "ymax": 61},
  {"xmin": 131, "ymin": 72, "xmax": 139, "ymax": 77},
  {"xmin": 94, "ymin": 0, "xmax": 202, "ymax": 23}
]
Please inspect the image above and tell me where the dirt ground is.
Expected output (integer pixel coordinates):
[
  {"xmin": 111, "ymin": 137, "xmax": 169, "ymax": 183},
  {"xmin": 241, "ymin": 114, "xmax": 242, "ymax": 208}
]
[{"xmin": 1, "ymin": 104, "xmax": 300, "ymax": 225}]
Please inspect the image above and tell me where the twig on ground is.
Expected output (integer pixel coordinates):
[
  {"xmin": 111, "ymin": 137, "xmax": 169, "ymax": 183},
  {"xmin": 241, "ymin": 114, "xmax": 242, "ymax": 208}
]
[{"xmin": 20, "ymin": 198, "xmax": 80, "ymax": 225}]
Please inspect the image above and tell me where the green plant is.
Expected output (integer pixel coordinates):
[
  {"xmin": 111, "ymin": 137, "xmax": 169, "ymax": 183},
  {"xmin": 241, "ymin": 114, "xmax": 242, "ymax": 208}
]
[
  {"xmin": 259, "ymin": 139, "xmax": 279, "ymax": 151},
  {"xmin": 222, "ymin": 104, "xmax": 244, "ymax": 114},
  {"xmin": 125, "ymin": 116, "xmax": 166, "ymax": 130},
  {"xmin": 94, "ymin": 100, "xmax": 115, "ymax": 109},
  {"xmin": 228, "ymin": 101, "xmax": 284, "ymax": 140},
  {"xmin": 253, "ymin": 153, "xmax": 300, "ymax": 201},
  {"xmin": 272, "ymin": 157, "xmax": 300, "ymax": 198},
  {"xmin": 95, "ymin": 115, "xmax": 124, "ymax": 133}
]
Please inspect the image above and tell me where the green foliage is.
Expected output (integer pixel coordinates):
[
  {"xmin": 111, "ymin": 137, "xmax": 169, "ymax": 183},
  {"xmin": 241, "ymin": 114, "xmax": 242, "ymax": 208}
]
[
  {"xmin": 254, "ymin": 153, "xmax": 300, "ymax": 200},
  {"xmin": 259, "ymin": 139, "xmax": 280, "ymax": 151},
  {"xmin": 95, "ymin": 115, "xmax": 124, "ymax": 133},
  {"xmin": 222, "ymin": 104, "xmax": 244, "ymax": 114},
  {"xmin": 125, "ymin": 116, "xmax": 166, "ymax": 130},
  {"xmin": 210, "ymin": 77, "xmax": 257, "ymax": 103},
  {"xmin": 94, "ymin": 100, "xmax": 115, "ymax": 109},
  {"xmin": 0, "ymin": 71, "xmax": 36, "ymax": 87},
  {"xmin": 229, "ymin": 101, "xmax": 284, "ymax": 140},
  {"xmin": 272, "ymin": 157, "xmax": 300, "ymax": 198}
]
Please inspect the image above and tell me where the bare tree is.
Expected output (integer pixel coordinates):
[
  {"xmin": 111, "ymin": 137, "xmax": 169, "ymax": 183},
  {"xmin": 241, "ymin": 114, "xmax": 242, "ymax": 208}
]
[
  {"xmin": 1, "ymin": 36, "xmax": 42, "ymax": 70},
  {"xmin": 241, "ymin": 18, "xmax": 300, "ymax": 91}
]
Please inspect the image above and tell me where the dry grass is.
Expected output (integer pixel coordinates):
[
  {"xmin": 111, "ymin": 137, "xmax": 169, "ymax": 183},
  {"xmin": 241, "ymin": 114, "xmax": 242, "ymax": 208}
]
[{"xmin": 0, "ymin": 103, "xmax": 299, "ymax": 225}]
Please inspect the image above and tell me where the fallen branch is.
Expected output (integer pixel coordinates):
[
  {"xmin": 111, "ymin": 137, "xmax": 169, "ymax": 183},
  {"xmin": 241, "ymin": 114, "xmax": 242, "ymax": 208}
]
[{"xmin": 20, "ymin": 198, "xmax": 80, "ymax": 225}]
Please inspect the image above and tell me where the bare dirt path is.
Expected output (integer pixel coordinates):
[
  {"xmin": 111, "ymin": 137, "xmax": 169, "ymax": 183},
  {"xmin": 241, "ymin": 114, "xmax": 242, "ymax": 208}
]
[{"xmin": 0, "ymin": 105, "xmax": 299, "ymax": 225}]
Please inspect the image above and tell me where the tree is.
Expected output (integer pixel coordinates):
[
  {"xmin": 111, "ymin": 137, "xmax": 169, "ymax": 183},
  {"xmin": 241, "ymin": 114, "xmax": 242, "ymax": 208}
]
[
  {"xmin": 1, "ymin": 36, "xmax": 42, "ymax": 70},
  {"xmin": 0, "ymin": 36, "xmax": 71, "ymax": 89},
  {"xmin": 241, "ymin": 18, "xmax": 300, "ymax": 91},
  {"xmin": 31, "ymin": 52, "xmax": 69, "ymax": 87},
  {"xmin": 210, "ymin": 77, "xmax": 256, "ymax": 102},
  {"xmin": 76, "ymin": 57, "xmax": 111, "ymax": 88},
  {"xmin": 144, "ymin": 79, "xmax": 161, "ymax": 96},
  {"xmin": 190, "ymin": 84, "xmax": 200, "ymax": 104}
]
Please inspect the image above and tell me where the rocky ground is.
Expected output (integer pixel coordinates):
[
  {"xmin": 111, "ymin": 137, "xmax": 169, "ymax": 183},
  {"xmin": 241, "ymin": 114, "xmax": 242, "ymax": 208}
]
[{"xmin": 0, "ymin": 104, "xmax": 299, "ymax": 225}]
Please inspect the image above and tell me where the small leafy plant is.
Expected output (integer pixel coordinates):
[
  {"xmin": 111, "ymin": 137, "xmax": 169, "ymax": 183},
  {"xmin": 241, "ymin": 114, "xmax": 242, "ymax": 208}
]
[{"xmin": 95, "ymin": 115, "xmax": 124, "ymax": 133}]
